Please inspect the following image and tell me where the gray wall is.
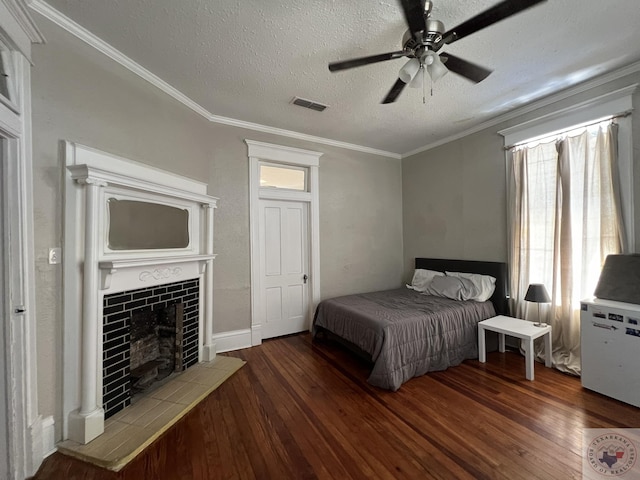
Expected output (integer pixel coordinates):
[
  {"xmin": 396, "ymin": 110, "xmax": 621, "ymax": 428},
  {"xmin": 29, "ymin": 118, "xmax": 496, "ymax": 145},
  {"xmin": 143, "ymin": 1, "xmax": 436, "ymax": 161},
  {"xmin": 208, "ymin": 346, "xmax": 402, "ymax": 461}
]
[
  {"xmin": 31, "ymin": 19, "xmax": 404, "ymax": 439},
  {"xmin": 402, "ymin": 130, "xmax": 507, "ymax": 270},
  {"xmin": 402, "ymin": 72, "xmax": 640, "ymax": 280}
]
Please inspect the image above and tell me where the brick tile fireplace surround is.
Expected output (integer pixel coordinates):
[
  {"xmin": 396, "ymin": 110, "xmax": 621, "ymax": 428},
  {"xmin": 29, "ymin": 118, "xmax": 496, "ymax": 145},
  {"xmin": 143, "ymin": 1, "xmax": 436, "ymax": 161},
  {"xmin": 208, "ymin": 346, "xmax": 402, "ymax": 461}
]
[{"xmin": 102, "ymin": 279, "xmax": 200, "ymax": 419}]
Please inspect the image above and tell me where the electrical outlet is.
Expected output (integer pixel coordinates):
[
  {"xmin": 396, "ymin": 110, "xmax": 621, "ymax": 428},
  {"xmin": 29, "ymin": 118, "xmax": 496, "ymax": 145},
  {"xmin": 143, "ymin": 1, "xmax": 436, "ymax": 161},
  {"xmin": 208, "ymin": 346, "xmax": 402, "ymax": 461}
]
[{"xmin": 48, "ymin": 247, "xmax": 61, "ymax": 265}]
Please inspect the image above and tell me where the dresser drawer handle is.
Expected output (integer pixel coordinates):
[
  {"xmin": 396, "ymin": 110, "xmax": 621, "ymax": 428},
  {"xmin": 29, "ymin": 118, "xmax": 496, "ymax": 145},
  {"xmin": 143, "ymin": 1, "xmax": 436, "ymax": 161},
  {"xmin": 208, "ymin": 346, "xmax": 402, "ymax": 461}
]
[{"xmin": 593, "ymin": 322, "xmax": 617, "ymax": 330}]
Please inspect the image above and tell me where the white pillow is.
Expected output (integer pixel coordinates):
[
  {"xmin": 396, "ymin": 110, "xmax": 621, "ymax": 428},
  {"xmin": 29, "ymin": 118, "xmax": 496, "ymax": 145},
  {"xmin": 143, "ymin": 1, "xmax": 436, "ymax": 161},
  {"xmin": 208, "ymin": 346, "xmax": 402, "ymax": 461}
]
[
  {"xmin": 423, "ymin": 275, "xmax": 479, "ymax": 301},
  {"xmin": 445, "ymin": 271, "xmax": 496, "ymax": 302},
  {"xmin": 406, "ymin": 269, "xmax": 444, "ymax": 292}
]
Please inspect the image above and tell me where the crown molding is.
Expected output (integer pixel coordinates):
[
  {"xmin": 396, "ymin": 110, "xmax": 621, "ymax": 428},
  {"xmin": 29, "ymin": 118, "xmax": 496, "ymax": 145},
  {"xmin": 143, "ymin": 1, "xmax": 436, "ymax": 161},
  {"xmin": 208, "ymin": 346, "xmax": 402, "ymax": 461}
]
[
  {"xmin": 1, "ymin": 0, "xmax": 44, "ymax": 61},
  {"xmin": 215, "ymin": 115, "xmax": 400, "ymax": 159},
  {"xmin": 7, "ymin": 0, "xmax": 45, "ymax": 42},
  {"xmin": 401, "ymin": 60, "xmax": 640, "ymax": 158},
  {"xmin": 29, "ymin": 0, "xmax": 212, "ymax": 118},
  {"xmin": 29, "ymin": 0, "xmax": 400, "ymax": 160}
]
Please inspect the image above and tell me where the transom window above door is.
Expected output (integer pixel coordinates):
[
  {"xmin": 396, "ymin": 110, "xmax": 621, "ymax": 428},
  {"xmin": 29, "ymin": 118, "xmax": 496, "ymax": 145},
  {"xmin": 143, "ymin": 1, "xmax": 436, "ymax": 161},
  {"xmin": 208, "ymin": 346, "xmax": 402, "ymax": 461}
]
[
  {"xmin": 259, "ymin": 163, "xmax": 307, "ymax": 191},
  {"xmin": 0, "ymin": 41, "xmax": 18, "ymax": 113}
]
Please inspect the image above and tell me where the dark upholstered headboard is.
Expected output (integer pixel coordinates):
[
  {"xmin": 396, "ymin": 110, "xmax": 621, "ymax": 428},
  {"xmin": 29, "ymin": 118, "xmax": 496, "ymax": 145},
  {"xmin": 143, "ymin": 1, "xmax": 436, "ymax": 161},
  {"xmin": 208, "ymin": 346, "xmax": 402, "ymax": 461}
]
[{"xmin": 415, "ymin": 258, "xmax": 509, "ymax": 315}]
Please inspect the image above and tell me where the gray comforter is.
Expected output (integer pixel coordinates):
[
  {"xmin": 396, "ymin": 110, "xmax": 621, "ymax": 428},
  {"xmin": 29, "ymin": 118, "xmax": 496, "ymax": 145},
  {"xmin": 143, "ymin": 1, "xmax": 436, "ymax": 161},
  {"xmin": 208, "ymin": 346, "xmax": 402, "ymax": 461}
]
[{"xmin": 312, "ymin": 288, "xmax": 496, "ymax": 391}]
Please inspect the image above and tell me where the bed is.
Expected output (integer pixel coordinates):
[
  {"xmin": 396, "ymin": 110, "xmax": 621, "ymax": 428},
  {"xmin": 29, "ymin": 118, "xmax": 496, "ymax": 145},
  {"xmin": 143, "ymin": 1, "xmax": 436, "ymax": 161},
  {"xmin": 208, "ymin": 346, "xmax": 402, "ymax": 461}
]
[{"xmin": 312, "ymin": 258, "xmax": 509, "ymax": 391}]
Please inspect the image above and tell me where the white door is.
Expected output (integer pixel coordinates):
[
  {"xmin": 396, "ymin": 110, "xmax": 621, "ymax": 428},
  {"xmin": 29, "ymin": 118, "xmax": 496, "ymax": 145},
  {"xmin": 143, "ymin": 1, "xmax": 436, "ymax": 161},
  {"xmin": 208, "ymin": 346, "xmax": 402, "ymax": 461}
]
[
  {"xmin": 0, "ymin": 133, "xmax": 28, "ymax": 478},
  {"xmin": 259, "ymin": 200, "xmax": 310, "ymax": 339}
]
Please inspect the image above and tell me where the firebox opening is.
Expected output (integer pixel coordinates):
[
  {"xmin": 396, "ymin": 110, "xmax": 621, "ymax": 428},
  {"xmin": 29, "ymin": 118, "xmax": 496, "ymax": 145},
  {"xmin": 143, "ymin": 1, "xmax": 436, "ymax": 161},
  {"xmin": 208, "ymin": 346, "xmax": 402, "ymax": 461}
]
[{"xmin": 130, "ymin": 303, "xmax": 184, "ymax": 400}]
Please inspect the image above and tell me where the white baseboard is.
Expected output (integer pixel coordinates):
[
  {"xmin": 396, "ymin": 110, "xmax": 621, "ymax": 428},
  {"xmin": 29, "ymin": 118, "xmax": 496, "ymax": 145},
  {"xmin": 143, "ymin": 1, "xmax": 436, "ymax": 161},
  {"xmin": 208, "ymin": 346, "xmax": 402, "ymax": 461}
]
[
  {"xmin": 251, "ymin": 324, "xmax": 262, "ymax": 346},
  {"xmin": 41, "ymin": 416, "xmax": 56, "ymax": 458},
  {"xmin": 211, "ymin": 329, "xmax": 252, "ymax": 353}
]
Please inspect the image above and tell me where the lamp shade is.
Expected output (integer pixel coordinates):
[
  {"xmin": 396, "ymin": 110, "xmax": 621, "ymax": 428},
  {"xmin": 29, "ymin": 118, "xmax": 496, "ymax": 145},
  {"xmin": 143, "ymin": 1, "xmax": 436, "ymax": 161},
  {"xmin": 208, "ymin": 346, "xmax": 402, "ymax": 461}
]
[
  {"xmin": 409, "ymin": 66, "xmax": 423, "ymax": 89},
  {"xmin": 399, "ymin": 58, "xmax": 420, "ymax": 84},
  {"xmin": 427, "ymin": 54, "xmax": 448, "ymax": 82},
  {"xmin": 524, "ymin": 283, "xmax": 551, "ymax": 303},
  {"xmin": 420, "ymin": 51, "xmax": 448, "ymax": 83}
]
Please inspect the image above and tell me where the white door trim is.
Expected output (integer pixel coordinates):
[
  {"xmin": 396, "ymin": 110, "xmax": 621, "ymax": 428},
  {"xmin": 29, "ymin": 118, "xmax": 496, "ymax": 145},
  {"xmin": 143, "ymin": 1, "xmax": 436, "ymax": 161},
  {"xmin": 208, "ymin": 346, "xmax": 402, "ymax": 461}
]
[
  {"xmin": 246, "ymin": 140, "xmax": 322, "ymax": 345},
  {"xmin": 0, "ymin": 3, "xmax": 45, "ymax": 476}
]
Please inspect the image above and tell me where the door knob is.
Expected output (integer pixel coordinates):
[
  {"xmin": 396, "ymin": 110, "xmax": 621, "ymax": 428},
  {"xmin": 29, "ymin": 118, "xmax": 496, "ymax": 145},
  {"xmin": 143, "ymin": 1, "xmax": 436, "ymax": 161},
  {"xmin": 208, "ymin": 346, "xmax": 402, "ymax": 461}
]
[{"xmin": 303, "ymin": 274, "xmax": 308, "ymax": 284}]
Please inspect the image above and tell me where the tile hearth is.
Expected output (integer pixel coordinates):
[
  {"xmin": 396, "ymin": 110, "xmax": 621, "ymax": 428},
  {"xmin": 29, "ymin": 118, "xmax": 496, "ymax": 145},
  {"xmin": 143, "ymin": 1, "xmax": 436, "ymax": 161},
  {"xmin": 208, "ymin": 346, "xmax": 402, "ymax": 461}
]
[{"xmin": 57, "ymin": 355, "xmax": 244, "ymax": 472}]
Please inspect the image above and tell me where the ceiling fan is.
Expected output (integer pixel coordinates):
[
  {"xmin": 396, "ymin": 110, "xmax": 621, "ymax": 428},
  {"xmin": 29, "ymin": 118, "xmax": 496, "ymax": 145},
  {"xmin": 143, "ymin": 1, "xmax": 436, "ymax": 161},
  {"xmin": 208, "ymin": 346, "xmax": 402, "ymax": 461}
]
[{"xmin": 328, "ymin": 0, "xmax": 547, "ymax": 104}]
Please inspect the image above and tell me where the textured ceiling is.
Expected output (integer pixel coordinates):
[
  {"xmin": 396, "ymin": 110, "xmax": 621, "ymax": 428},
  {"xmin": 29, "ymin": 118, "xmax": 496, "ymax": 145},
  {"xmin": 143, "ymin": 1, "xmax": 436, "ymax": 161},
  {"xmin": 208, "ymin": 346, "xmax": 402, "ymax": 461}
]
[{"xmin": 38, "ymin": 0, "xmax": 640, "ymax": 156}]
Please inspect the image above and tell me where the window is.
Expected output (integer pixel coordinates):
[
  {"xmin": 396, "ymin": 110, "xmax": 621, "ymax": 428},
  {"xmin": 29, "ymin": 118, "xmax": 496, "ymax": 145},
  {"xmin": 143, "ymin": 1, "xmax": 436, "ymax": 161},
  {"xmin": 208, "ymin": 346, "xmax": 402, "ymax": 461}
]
[
  {"xmin": 0, "ymin": 42, "xmax": 17, "ymax": 112},
  {"xmin": 513, "ymin": 119, "xmax": 623, "ymax": 304},
  {"xmin": 506, "ymin": 118, "xmax": 625, "ymax": 375},
  {"xmin": 259, "ymin": 163, "xmax": 307, "ymax": 191},
  {"xmin": 500, "ymin": 87, "xmax": 637, "ymax": 375},
  {"xmin": 0, "ymin": 50, "xmax": 9, "ymax": 99}
]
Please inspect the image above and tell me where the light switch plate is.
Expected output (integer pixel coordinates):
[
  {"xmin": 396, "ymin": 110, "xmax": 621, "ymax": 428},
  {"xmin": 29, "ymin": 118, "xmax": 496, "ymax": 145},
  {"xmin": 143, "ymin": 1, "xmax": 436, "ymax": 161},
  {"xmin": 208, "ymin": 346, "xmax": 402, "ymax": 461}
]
[{"xmin": 48, "ymin": 247, "xmax": 61, "ymax": 265}]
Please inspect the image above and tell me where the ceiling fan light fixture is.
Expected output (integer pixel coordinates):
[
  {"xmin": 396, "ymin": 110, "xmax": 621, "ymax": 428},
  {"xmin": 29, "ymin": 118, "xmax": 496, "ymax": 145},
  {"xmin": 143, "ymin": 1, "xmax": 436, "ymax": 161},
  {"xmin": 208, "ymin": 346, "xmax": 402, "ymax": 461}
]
[
  {"xmin": 409, "ymin": 66, "xmax": 424, "ymax": 89},
  {"xmin": 399, "ymin": 58, "xmax": 420, "ymax": 84},
  {"xmin": 427, "ymin": 54, "xmax": 448, "ymax": 82}
]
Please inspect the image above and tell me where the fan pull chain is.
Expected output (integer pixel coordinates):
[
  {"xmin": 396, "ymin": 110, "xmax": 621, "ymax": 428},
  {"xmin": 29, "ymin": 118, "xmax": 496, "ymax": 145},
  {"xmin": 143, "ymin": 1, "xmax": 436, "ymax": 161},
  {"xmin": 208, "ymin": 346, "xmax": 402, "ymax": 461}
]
[{"xmin": 422, "ymin": 67, "xmax": 426, "ymax": 104}]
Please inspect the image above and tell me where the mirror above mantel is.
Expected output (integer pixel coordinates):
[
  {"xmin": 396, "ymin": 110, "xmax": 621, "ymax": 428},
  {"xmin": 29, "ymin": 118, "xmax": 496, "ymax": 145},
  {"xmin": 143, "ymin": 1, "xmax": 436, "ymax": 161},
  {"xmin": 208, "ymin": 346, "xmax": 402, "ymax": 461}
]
[{"xmin": 107, "ymin": 198, "xmax": 190, "ymax": 250}]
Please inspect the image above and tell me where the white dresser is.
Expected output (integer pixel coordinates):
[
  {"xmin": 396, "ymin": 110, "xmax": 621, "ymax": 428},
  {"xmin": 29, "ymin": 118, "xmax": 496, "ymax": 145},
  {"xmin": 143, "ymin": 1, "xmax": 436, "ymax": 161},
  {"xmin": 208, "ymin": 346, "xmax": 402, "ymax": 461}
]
[{"xmin": 580, "ymin": 298, "xmax": 640, "ymax": 408}]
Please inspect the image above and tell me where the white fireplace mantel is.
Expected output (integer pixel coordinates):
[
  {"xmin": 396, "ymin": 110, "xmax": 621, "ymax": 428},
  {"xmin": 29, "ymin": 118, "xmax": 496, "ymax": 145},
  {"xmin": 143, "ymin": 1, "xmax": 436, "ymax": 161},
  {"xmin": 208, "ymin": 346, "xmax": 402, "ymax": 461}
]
[
  {"xmin": 99, "ymin": 254, "xmax": 217, "ymax": 291},
  {"xmin": 63, "ymin": 142, "xmax": 219, "ymax": 445}
]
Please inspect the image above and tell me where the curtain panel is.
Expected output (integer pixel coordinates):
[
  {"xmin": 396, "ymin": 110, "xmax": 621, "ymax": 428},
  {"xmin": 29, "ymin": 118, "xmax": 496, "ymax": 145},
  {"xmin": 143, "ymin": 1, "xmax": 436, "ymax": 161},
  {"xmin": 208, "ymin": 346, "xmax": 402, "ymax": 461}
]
[{"xmin": 507, "ymin": 122, "xmax": 624, "ymax": 375}]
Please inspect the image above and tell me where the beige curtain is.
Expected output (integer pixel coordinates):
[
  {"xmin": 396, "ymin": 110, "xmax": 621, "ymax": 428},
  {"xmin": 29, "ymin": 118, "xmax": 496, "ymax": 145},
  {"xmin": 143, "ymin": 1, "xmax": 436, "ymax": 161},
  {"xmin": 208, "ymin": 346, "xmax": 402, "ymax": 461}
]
[{"xmin": 507, "ymin": 122, "xmax": 624, "ymax": 375}]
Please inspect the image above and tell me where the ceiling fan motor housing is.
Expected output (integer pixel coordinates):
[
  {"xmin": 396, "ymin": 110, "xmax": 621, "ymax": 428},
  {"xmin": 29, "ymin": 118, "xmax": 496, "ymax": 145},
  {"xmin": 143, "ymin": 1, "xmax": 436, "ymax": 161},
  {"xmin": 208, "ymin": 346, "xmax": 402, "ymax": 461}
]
[
  {"xmin": 402, "ymin": 18, "xmax": 445, "ymax": 53},
  {"xmin": 424, "ymin": 18, "xmax": 445, "ymax": 47}
]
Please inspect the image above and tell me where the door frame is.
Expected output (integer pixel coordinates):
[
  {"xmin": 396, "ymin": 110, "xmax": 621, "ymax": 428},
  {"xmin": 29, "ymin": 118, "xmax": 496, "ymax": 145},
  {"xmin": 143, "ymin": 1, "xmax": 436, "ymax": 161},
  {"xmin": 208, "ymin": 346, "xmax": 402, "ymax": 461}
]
[
  {"xmin": 0, "ymin": 2, "xmax": 45, "ymax": 477},
  {"xmin": 246, "ymin": 140, "xmax": 322, "ymax": 345}
]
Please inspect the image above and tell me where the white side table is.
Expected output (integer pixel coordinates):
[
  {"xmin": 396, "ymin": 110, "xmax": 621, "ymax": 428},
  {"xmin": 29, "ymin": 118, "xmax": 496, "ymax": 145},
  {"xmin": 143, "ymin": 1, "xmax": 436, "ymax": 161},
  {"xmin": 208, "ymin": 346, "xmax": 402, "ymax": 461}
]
[{"xmin": 478, "ymin": 315, "xmax": 552, "ymax": 380}]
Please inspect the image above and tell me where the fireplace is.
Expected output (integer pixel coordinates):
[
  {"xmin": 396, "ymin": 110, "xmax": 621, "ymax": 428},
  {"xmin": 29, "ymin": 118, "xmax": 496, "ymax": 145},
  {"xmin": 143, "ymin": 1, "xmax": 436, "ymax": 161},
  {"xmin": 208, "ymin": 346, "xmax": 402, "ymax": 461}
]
[
  {"xmin": 63, "ymin": 143, "xmax": 218, "ymax": 444},
  {"xmin": 102, "ymin": 279, "xmax": 200, "ymax": 419}
]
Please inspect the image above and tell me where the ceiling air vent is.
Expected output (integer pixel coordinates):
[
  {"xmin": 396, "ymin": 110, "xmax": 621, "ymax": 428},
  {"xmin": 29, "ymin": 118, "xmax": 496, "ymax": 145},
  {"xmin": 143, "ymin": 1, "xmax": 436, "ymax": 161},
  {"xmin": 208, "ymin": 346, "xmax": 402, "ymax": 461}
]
[{"xmin": 291, "ymin": 97, "xmax": 328, "ymax": 112}]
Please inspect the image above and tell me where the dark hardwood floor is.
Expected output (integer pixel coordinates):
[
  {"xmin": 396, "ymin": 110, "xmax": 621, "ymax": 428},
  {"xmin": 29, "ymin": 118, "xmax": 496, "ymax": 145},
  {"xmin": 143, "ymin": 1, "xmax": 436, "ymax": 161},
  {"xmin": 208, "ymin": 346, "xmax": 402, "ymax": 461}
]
[{"xmin": 34, "ymin": 333, "xmax": 640, "ymax": 479}]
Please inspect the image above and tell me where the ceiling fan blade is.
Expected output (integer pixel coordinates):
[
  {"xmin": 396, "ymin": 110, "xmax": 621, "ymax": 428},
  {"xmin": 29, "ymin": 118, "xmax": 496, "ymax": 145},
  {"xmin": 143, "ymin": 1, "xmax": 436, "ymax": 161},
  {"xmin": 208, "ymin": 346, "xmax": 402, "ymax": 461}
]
[
  {"xmin": 442, "ymin": 53, "xmax": 492, "ymax": 83},
  {"xmin": 382, "ymin": 78, "xmax": 407, "ymax": 104},
  {"xmin": 329, "ymin": 50, "xmax": 409, "ymax": 72},
  {"xmin": 399, "ymin": 0, "xmax": 426, "ymax": 38},
  {"xmin": 442, "ymin": 0, "xmax": 546, "ymax": 45}
]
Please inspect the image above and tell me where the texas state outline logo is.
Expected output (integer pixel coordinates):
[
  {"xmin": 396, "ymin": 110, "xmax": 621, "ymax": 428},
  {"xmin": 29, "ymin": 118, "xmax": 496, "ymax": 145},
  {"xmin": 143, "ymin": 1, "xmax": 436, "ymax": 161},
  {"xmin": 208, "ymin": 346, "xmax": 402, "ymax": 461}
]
[{"xmin": 586, "ymin": 432, "xmax": 637, "ymax": 477}]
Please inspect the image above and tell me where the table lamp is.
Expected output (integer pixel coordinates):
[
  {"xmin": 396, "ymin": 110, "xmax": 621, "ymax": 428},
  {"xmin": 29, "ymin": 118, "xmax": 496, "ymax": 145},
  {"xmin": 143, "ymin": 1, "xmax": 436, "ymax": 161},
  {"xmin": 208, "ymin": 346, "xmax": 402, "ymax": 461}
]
[{"xmin": 525, "ymin": 283, "xmax": 551, "ymax": 327}]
